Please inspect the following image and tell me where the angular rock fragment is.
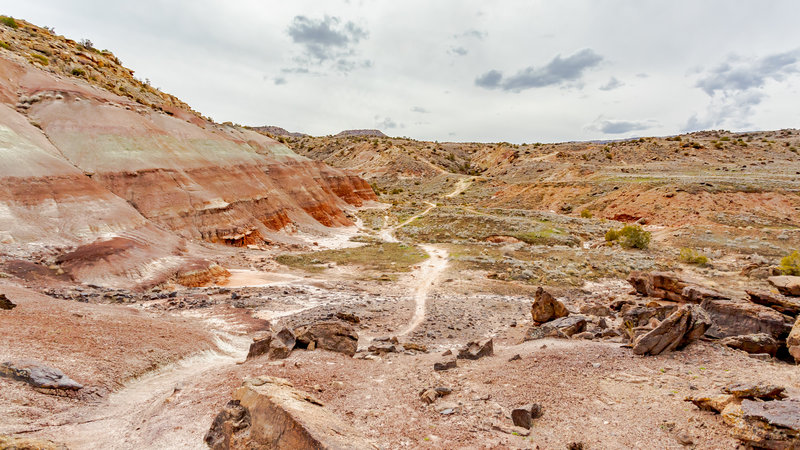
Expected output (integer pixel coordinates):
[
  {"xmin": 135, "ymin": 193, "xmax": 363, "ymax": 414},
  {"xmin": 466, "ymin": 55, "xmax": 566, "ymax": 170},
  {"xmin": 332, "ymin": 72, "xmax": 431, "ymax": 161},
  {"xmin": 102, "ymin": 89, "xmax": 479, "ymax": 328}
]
[
  {"xmin": 0, "ymin": 360, "xmax": 83, "ymax": 392},
  {"xmin": 0, "ymin": 435, "xmax": 68, "ymax": 450},
  {"xmin": 511, "ymin": 403, "xmax": 543, "ymax": 429},
  {"xmin": 457, "ymin": 338, "xmax": 493, "ymax": 360},
  {"xmin": 632, "ymin": 305, "xmax": 710, "ymax": 356},
  {"xmin": 530, "ymin": 287, "xmax": 568, "ymax": 323},
  {"xmin": 294, "ymin": 321, "xmax": 359, "ymax": 357},
  {"xmin": 701, "ymin": 298, "xmax": 792, "ymax": 340},
  {"xmin": 789, "ymin": 317, "xmax": 800, "ymax": 363},
  {"xmin": 628, "ymin": 271, "xmax": 691, "ymax": 302},
  {"xmin": 681, "ymin": 285, "xmax": 727, "ymax": 304},
  {"xmin": 723, "ymin": 383, "xmax": 786, "ymax": 400},
  {"xmin": 433, "ymin": 356, "xmax": 457, "ymax": 371},
  {"xmin": 0, "ymin": 294, "xmax": 15, "ymax": 310},
  {"xmin": 579, "ymin": 303, "xmax": 610, "ymax": 317},
  {"xmin": 267, "ymin": 328, "xmax": 296, "ymax": 360},
  {"xmin": 768, "ymin": 276, "xmax": 800, "ymax": 296},
  {"xmin": 746, "ymin": 290, "xmax": 800, "ymax": 315},
  {"xmin": 245, "ymin": 333, "xmax": 273, "ymax": 360},
  {"xmin": 206, "ymin": 376, "xmax": 374, "ymax": 449},
  {"xmin": 719, "ymin": 333, "xmax": 779, "ymax": 356}
]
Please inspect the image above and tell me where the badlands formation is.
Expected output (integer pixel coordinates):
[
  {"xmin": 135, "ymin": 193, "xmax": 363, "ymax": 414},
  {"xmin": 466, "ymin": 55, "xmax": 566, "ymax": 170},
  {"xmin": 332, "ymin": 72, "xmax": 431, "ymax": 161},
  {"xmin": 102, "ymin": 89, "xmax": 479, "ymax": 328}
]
[{"xmin": 1, "ymin": 17, "xmax": 800, "ymax": 450}]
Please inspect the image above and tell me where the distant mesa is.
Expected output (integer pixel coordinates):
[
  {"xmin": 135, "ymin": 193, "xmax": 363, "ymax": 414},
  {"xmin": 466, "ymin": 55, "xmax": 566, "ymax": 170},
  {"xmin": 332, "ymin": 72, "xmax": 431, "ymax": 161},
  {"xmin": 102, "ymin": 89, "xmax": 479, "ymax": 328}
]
[
  {"xmin": 335, "ymin": 129, "xmax": 387, "ymax": 138},
  {"xmin": 252, "ymin": 126, "xmax": 307, "ymax": 138}
]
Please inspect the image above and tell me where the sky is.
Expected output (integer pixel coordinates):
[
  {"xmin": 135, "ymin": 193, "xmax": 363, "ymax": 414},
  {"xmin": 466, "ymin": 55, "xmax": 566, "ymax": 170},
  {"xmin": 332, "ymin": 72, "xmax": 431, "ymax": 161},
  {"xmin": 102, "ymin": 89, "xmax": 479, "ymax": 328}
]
[{"xmin": 4, "ymin": 0, "xmax": 800, "ymax": 143}]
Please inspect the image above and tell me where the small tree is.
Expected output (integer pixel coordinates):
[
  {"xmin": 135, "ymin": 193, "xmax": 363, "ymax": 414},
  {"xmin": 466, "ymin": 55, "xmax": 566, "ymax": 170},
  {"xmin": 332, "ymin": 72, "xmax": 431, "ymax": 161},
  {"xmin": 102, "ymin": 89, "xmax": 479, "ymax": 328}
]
[{"xmin": 606, "ymin": 225, "xmax": 651, "ymax": 249}]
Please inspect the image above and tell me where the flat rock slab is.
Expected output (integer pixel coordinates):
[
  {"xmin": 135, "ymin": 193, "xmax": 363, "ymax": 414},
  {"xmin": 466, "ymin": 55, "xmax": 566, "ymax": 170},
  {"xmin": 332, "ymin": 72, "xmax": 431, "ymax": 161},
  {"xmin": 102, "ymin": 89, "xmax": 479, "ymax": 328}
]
[
  {"xmin": 206, "ymin": 376, "xmax": 375, "ymax": 449},
  {"xmin": 768, "ymin": 276, "xmax": 800, "ymax": 296},
  {"xmin": 741, "ymin": 399, "xmax": 800, "ymax": 432},
  {"xmin": 0, "ymin": 360, "xmax": 83, "ymax": 391}
]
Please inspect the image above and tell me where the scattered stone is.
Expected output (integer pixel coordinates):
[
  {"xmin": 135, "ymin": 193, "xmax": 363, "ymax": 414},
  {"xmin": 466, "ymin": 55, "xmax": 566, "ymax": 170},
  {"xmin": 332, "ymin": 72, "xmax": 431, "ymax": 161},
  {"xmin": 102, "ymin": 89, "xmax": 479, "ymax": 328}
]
[
  {"xmin": 511, "ymin": 403, "xmax": 543, "ymax": 429},
  {"xmin": 681, "ymin": 285, "xmax": 727, "ymax": 303},
  {"xmin": 457, "ymin": 338, "xmax": 493, "ymax": 360},
  {"xmin": 0, "ymin": 360, "xmax": 83, "ymax": 392},
  {"xmin": 573, "ymin": 331, "xmax": 595, "ymax": 340},
  {"xmin": 746, "ymin": 290, "xmax": 800, "ymax": 315},
  {"xmin": 579, "ymin": 303, "xmax": 610, "ymax": 316},
  {"xmin": 508, "ymin": 354, "xmax": 521, "ymax": 362},
  {"xmin": 0, "ymin": 294, "xmax": 15, "ymax": 310},
  {"xmin": 294, "ymin": 321, "xmax": 359, "ymax": 357},
  {"xmin": 686, "ymin": 393, "xmax": 737, "ymax": 413},
  {"xmin": 719, "ymin": 333, "xmax": 779, "ymax": 356},
  {"xmin": 530, "ymin": 287, "xmax": 568, "ymax": 323},
  {"xmin": 420, "ymin": 389, "xmax": 438, "ymax": 404},
  {"xmin": 491, "ymin": 422, "xmax": 531, "ymax": 437},
  {"xmin": 632, "ymin": 305, "xmax": 710, "ymax": 356},
  {"xmin": 701, "ymin": 298, "xmax": 792, "ymax": 340},
  {"xmin": 335, "ymin": 311, "xmax": 360, "ymax": 324},
  {"xmin": 206, "ymin": 376, "xmax": 374, "ymax": 449},
  {"xmin": 768, "ymin": 276, "xmax": 800, "ymax": 296},
  {"xmin": 402, "ymin": 342, "xmax": 428, "ymax": 353},
  {"xmin": 434, "ymin": 356, "xmax": 457, "ymax": 371}
]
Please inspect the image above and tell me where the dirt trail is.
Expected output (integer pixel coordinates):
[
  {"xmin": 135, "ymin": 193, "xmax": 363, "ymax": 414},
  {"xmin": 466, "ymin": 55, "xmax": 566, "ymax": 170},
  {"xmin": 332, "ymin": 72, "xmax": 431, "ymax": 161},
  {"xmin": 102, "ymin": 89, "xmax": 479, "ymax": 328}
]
[
  {"xmin": 396, "ymin": 244, "xmax": 448, "ymax": 336},
  {"xmin": 445, "ymin": 177, "xmax": 474, "ymax": 198},
  {"xmin": 378, "ymin": 201, "xmax": 435, "ymax": 243},
  {"xmin": 52, "ymin": 326, "xmax": 250, "ymax": 450}
]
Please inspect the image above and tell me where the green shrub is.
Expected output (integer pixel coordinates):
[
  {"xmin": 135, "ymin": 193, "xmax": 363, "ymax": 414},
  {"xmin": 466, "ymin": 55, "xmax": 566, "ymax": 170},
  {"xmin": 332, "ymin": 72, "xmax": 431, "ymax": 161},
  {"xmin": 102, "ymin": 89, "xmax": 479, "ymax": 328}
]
[
  {"xmin": 30, "ymin": 53, "xmax": 49, "ymax": 66},
  {"xmin": 0, "ymin": 41, "xmax": 9, "ymax": 50},
  {"xmin": 0, "ymin": 16, "xmax": 18, "ymax": 29},
  {"xmin": 719, "ymin": 136, "xmax": 730, "ymax": 141},
  {"xmin": 606, "ymin": 225, "xmax": 651, "ymax": 249},
  {"xmin": 679, "ymin": 248, "xmax": 709, "ymax": 266},
  {"xmin": 71, "ymin": 67, "xmax": 85, "ymax": 77},
  {"xmin": 777, "ymin": 250, "xmax": 800, "ymax": 276},
  {"xmin": 580, "ymin": 209, "xmax": 593, "ymax": 219}
]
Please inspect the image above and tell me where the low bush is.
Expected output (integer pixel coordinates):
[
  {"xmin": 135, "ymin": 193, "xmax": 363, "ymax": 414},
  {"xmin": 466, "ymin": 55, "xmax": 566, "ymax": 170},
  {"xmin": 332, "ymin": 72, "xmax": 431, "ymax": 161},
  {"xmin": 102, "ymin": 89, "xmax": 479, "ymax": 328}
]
[
  {"xmin": 0, "ymin": 16, "xmax": 18, "ymax": 29},
  {"xmin": 777, "ymin": 250, "xmax": 800, "ymax": 276},
  {"xmin": 679, "ymin": 248, "xmax": 709, "ymax": 266},
  {"xmin": 605, "ymin": 224, "xmax": 651, "ymax": 249},
  {"xmin": 580, "ymin": 209, "xmax": 593, "ymax": 219}
]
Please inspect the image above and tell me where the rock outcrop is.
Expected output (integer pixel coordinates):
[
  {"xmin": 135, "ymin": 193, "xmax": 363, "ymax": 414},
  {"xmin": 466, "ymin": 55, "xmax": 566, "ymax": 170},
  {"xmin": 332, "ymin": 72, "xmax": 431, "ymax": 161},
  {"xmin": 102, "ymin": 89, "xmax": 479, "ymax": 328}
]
[
  {"xmin": 0, "ymin": 435, "xmax": 68, "ymax": 450},
  {"xmin": 746, "ymin": 290, "xmax": 800, "ymax": 315},
  {"xmin": 294, "ymin": 322, "xmax": 359, "ymax": 357},
  {"xmin": 205, "ymin": 376, "xmax": 374, "ymax": 449},
  {"xmin": 628, "ymin": 271, "xmax": 692, "ymax": 302},
  {"xmin": 700, "ymin": 298, "xmax": 792, "ymax": 340},
  {"xmin": 530, "ymin": 287, "xmax": 568, "ymax": 323},
  {"xmin": 687, "ymin": 384, "xmax": 799, "ymax": 449},
  {"xmin": 719, "ymin": 333, "xmax": 779, "ymax": 356},
  {"xmin": 0, "ymin": 22, "xmax": 376, "ymax": 289},
  {"xmin": 632, "ymin": 305, "xmax": 710, "ymax": 356},
  {"xmin": 768, "ymin": 276, "xmax": 800, "ymax": 296}
]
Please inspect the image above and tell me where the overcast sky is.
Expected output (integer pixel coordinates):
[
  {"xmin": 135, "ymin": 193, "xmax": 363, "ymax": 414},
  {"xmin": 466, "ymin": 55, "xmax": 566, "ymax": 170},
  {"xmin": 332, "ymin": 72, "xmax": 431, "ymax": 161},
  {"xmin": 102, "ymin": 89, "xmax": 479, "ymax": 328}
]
[{"xmin": 5, "ymin": 1, "xmax": 800, "ymax": 142}]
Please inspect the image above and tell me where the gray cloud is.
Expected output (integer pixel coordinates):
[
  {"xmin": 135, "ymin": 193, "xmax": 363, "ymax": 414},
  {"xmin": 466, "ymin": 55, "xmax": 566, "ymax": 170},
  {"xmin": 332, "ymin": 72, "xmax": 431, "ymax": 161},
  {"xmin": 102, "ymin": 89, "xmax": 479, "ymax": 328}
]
[
  {"xmin": 457, "ymin": 29, "xmax": 487, "ymax": 40},
  {"xmin": 376, "ymin": 117, "xmax": 399, "ymax": 129},
  {"xmin": 273, "ymin": 76, "xmax": 287, "ymax": 85},
  {"xmin": 287, "ymin": 15, "xmax": 368, "ymax": 62},
  {"xmin": 588, "ymin": 118, "xmax": 654, "ymax": 134},
  {"xmin": 448, "ymin": 46, "xmax": 468, "ymax": 56},
  {"xmin": 599, "ymin": 76, "xmax": 623, "ymax": 91},
  {"xmin": 411, "ymin": 106, "xmax": 429, "ymax": 113},
  {"xmin": 475, "ymin": 49, "xmax": 603, "ymax": 92},
  {"xmin": 685, "ymin": 49, "xmax": 800, "ymax": 131}
]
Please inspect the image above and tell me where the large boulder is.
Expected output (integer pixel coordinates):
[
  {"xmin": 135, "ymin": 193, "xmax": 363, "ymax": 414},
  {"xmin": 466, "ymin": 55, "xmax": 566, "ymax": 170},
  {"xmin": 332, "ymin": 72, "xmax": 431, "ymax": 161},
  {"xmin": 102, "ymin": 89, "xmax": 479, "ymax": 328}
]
[
  {"xmin": 524, "ymin": 316, "xmax": 588, "ymax": 340},
  {"xmin": 0, "ymin": 360, "xmax": 83, "ymax": 392},
  {"xmin": 246, "ymin": 333, "xmax": 273, "ymax": 360},
  {"xmin": 700, "ymin": 298, "xmax": 793, "ymax": 340},
  {"xmin": 768, "ymin": 276, "xmax": 800, "ymax": 296},
  {"xmin": 530, "ymin": 287, "xmax": 568, "ymax": 323},
  {"xmin": 788, "ymin": 317, "xmax": 800, "ymax": 363},
  {"xmin": 719, "ymin": 333, "xmax": 779, "ymax": 356},
  {"xmin": 628, "ymin": 271, "xmax": 691, "ymax": 302},
  {"xmin": 294, "ymin": 322, "xmax": 359, "ymax": 357},
  {"xmin": 457, "ymin": 338, "xmax": 494, "ymax": 360},
  {"xmin": 205, "ymin": 376, "xmax": 375, "ymax": 449},
  {"xmin": 267, "ymin": 328, "xmax": 296, "ymax": 360},
  {"xmin": 633, "ymin": 305, "xmax": 710, "ymax": 356},
  {"xmin": 746, "ymin": 290, "xmax": 800, "ymax": 315}
]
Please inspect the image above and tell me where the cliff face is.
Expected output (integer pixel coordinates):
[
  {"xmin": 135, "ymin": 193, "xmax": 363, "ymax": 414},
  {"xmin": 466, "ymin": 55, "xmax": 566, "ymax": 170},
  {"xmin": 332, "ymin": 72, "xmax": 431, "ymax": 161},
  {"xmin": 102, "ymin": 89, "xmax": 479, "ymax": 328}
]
[{"xmin": 0, "ymin": 20, "xmax": 376, "ymax": 288}]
